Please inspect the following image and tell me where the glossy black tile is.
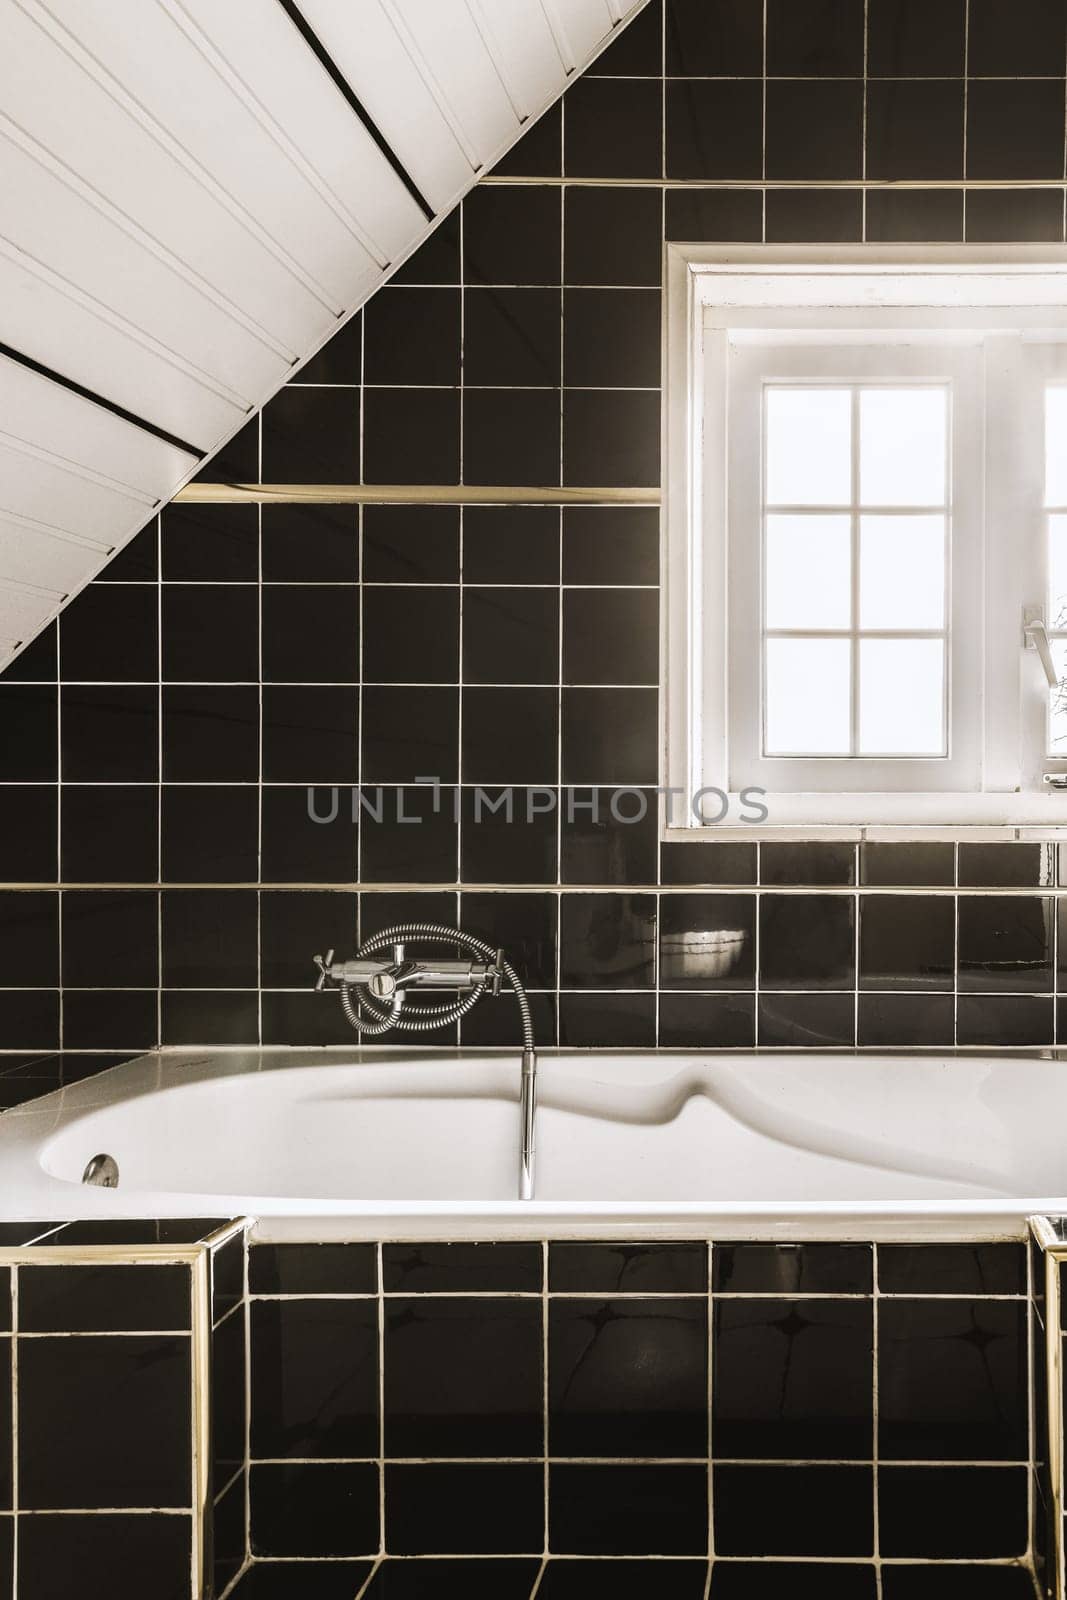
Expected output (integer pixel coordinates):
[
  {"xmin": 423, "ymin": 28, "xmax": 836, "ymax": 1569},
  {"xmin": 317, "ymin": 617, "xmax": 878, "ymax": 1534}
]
[
  {"xmin": 714, "ymin": 1243, "xmax": 872, "ymax": 1295},
  {"xmin": 759, "ymin": 895, "xmax": 855, "ymax": 989},
  {"xmin": 161, "ymin": 785, "xmax": 257, "ymax": 883},
  {"xmin": 563, "ymin": 288, "xmax": 661, "ymax": 389},
  {"xmin": 665, "ymin": 187, "xmax": 764, "ymax": 242},
  {"xmin": 464, "ymin": 287, "xmax": 562, "ymax": 387},
  {"xmin": 463, "ymin": 588, "xmax": 558, "ymax": 686},
  {"xmin": 564, "ymin": 78, "xmax": 662, "ymax": 179},
  {"xmin": 859, "ymin": 843, "xmax": 955, "ymax": 886},
  {"xmin": 714, "ymin": 1298, "xmax": 873, "ymax": 1460},
  {"xmin": 386, "ymin": 1463, "xmax": 543, "ymax": 1554},
  {"xmin": 960, "ymin": 843, "xmax": 1055, "ymax": 887},
  {"xmin": 162, "ymin": 889, "xmax": 258, "ymax": 988},
  {"xmin": 385, "ymin": 1297, "xmax": 541, "ymax": 1457},
  {"xmin": 462, "ymin": 688, "xmax": 558, "ymax": 783},
  {"xmin": 460, "ymin": 788, "xmax": 559, "ymax": 885},
  {"xmin": 968, "ymin": 0, "xmax": 1067, "ymax": 74},
  {"xmin": 660, "ymin": 842, "xmax": 758, "ymax": 886},
  {"xmin": 16, "ymin": 1513, "xmax": 191, "ymax": 1600},
  {"xmin": 261, "ymin": 504, "xmax": 359, "ymax": 582},
  {"xmin": 292, "ymin": 313, "xmax": 363, "ymax": 383},
  {"xmin": 359, "ymin": 785, "xmax": 458, "ymax": 885},
  {"xmin": 878, "ymin": 1243, "xmax": 1025, "ymax": 1296},
  {"xmin": 550, "ymin": 1463, "xmax": 708, "ymax": 1555},
  {"xmin": 859, "ymin": 895, "xmax": 955, "ymax": 990},
  {"xmin": 262, "ymin": 685, "xmax": 359, "ymax": 781},
  {"xmin": 550, "ymin": 1297, "xmax": 707, "ymax": 1457},
  {"xmin": 561, "ymin": 788, "xmax": 658, "ymax": 886},
  {"xmin": 867, "ymin": 0, "xmax": 965, "ymax": 74},
  {"xmin": 757, "ymin": 992, "xmax": 852, "ymax": 1047},
  {"xmin": 62, "ymin": 988, "xmax": 157, "ymax": 1050},
  {"xmin": 557, "ymin": 990, "xmax": 657, "ymax": 1047},
  {"xmin": 711, "ymin": 1562, "xmax": 876, "ymax": 1599},
  {"xmin": 45, "ymin": 1218, "xmax": 227, "ymax": 1244},
  {"xmin": 549, "ymin": 1242, "xmax": 706, "ymax": 1296},
  {"xmin": 714, "ymin": 1465, "xmax": 874, "ymax": 1556},
  {"xmin": 967, "ymin": 80, "xmax": 1066, "ymax": 179},
  {"xmin": 0, "ymin": 787, "xmax": 55, "ymax": 882},
  {"xmin": 957, "ymin": 994, "xmax": 1054, "ymax": 1046},
  {"xmin": 261, "ymin": 585, "xmax": 359, "ymax": 683},
  {"xmin": 857, "ymin": 993, "xmax": 955, "ymax": 1047},
  {"xmin": 493, "ymin": 100, "xmax": 562, "ymax": 176},
  {"xmin": 864, "ymin": 189, "xmax": 965, "ymax": 242},
  {"xmin": 658, "ymin": 893, "xmax": 754, "ymax": 989},
  {"xmin": 261, "ymin": 784, "xmax": 357, "ymax": 884},
  {"xmin": 251, "ymin": 1298, "xmax": 378, "ymax": 1459},
  {"xmin": 760, "ymin": 843, "xmax": 855, "ymax": 885},
  {"xmin": 866, "ymin": 80, "xmax": 965, "ymax": 180},
  {"xmin": 211, "ymin": 1232, "xmax": 244, "ymax": 1324},
  {"xmin": 250, "ymin": 1462, "xmax": 380, "ymax": 1556},
  {"xmin": 880, "ymin": 1566, "xmax": 1036, "ymax": 1599},
  {"xmin": 59, "ymin": 583, "xmax": 157, "ymax": 682},
  {"xmin": 17, "ymin": 1264, "xmax": 190, "ymax": 1333},
  {"xmin": 878, "ymin": 1465, "xmax": 1028, "ymax": 1557},
  {"xmin": 392, "ymin": 210, "xmax": 461, "ymax": 285},
  {"xmin": 383, "ymin": 1242, "xmax": 542, "ymax": 1293},
  {"xmin": 19, "ymin": 1335, "xmax": 190, "ymax": 1508},
  {"xmin": 201, "ymin": 413, "xmax": 258, "ymax": 482},
  {"xmin": 212, "ymin": 1473, "xmax": 245, "ymax": 1599},
  {"xmin": 0, "ymin": 687, "xmax": 54, "ymax": 782},
  {"xmin": 463, "ymin": 506, "xmax": 560, "ymax": 584},
  {"xmin": 879, "ymin": 1299, "xmax": 1026, "ymax": 1462},
  {"xmin": 767, "ymin": 0, "xmax": 864, "ymax": 73},
  {"xmin": 589, "ymin": 0, "xmax": 663, "ymax": 75},
  {"xmin": 212, "ymin": 1304, "xmax": 246, "ymax": 1484},
  {"xmin": 765, "ymin": 81, "xmax": 865, "ymax": 180},
  {"xmin": 60, "ymin": 786, "xmax": 158, "ymax": 882},
  {"xmin": 2, "ymin": 622, "xmax": 56, "ymax": 682},
  {"xmin": 0, "ymin": 892, "xmax": 57, "ymax": 988},
  {"xmin": 161, "ymin": 685, "xmax": 260, "ymax": 782},
  {"xmin": 665, "ymin": 81, "xmax": 764, "ymax": 179},
  {"xmin": 363, "ymin": 1558, "xmax": 540, "ymax": 1600},
  {"xmin": 563, "ymin": 590, "xmax": 658, "ymax": 686},
  {"xmin": 361, "ymin": 686, "xmax": 458, "ymax": 784},
  {"xmin": 764, "ymin": 189, "xmax": 864, "ymax": 243},
  {"xmin": 542, "ymin": 1559, "xmax": 709, "ymax": 1600},
  {"xmin": 0, "ymin": 991, "xmax": 58, "ymax": 1051},
  {"xmin": 230, "ymin": 1562, "xmax": 375, "ymax": 1599},
  {"xmin": 364, "ymin": 389, "xmax": 461, "ymax": 485},
  {"xmin": 250, "ymin": 1242, "xmax": 376, "ymax": 1295},
  {"xmin": 363, "ymin": 287, "xmax": 461, "ymax": 386},
  {"xmin": 60, "ymin": 685, "xmax": 158, "ymax": 782},
  {"xmin": 561, "ymin": 687, "xmax": 658, "ymax": 784},
  {"xmin": 161, "ymin": 584, "xmax": 258, "ymax": 683},
  {"xmin": 61, "ymin": 890, "xmax": 156, "ymax": 988},
  {"xmin": 967, "ymin": 187, "xmax": 1065, "ymax": 242},
  {"xmin": 659, "ymin": 991, "xmax": 756, "ymax": 1047},
  {"xmin": 564, "ymin": 187, "xmax": 662, "ymax": 288},
  {"xmin": 464, "ymin": 388, "xmax": 562, "ymax": 487},
  {"xmin": 464, "ymin": 186, "xmax": 561, "ymax": 286},
  {"xmin": 562, "ymin": 506, "xmax": 659, "ymax": 586},
  {"xmin": 560, "ymin": 893, "xmax": 656, "ymax": 989},
  {"xmin": 261, "ymin": 387, "xmax": 359, "ymax": 483},
  {"xmin": 666, "ymin": 0, "xmax": 764, "ymax": 75}
]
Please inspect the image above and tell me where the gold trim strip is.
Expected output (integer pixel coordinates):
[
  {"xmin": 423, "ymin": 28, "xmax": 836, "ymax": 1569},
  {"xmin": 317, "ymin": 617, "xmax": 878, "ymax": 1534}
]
[
  {"xmin": 483, "ymin": 175, "xmax": 1067, "ymax": 190},
  {"xmin": 175, "ymin": 483, "xmax": 661, "ymax": 506},
  {"xmin": 0, "ymin": 1244, "xmax": 205, "ymax": 1266},
  {"xmin": 190, "ymin": 1246, "xmax": 212, "ymax": 1600},
  {"xmin": 1048, "ymin": 1247, "xmax": 1064, "ymax": 1600}
]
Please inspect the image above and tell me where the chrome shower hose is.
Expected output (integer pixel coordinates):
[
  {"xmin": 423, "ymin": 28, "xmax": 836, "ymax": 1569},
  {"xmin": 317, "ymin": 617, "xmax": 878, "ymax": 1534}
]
[{"xmin": 337, "ymin": 922, "xmax": 535, "ymax": 1049}]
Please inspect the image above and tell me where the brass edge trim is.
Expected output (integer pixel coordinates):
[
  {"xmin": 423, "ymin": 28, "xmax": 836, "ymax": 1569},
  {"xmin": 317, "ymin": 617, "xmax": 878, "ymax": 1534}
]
[
  {"xmin": 1033, "ymin": 1216, "xmax": 1066, "ymax": 1253},
  {"xmin": 482, "ymin": 176, "xmax": 1067, "ymax": 190},
  {"xmin": 174, "ymin": 483, "xmax": 661, "ymax": 506},
  {"xmin": 1049, "ymin": 1246, "xmax": 1065, "ymax": 1600},
  {"xmin": 0, "ymin": 1244, "xmax": 205, "ymax": 1266},
  {"xmin": 190, "ymin": 1247, "xmax": 211, "ymax": 1600},
  {"xmin": 200, "ymin": 1218, "xmax": 252, "ymax": 1251}
]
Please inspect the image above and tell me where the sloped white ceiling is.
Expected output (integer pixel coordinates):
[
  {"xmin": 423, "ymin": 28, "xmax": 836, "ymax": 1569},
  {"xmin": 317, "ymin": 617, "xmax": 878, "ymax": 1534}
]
[{"xmin": 0, "ymin": 0, "xmax": 648, "ymax": 671}]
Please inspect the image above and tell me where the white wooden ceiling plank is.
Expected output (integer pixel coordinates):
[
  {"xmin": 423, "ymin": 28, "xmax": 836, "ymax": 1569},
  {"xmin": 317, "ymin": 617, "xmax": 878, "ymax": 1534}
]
[
  {"xmin": 0, "ymin": 581, "xmax": 64, "ymax": 638},
  {"xmin": 544, "ymin": 0, "xmax": 612, "ymax": 63},
  {"xmin": 297, "ymin": 0, "xmax": 474, "ymax": 213},
  {"xmin": 0, "ymin": 518, "xmax": 103, "ymax": 593},
  {"xmin": 466, "ymin": 0, "xmax": 566, "ymax": 113},
  {"xmin": 389, "ymin": 0, "xmax": 521, "ymax": 165},
  {"xmin": 38, "ymin": 0, "xmax": 386, "ymax": 305},
  {"xmin": 0, "ymin": 136, "xmax": 308, "ymax": 408},
  {"xmin": 0, "ymin": 439, "xmax": 159, "ymax": 544},
  {"xmin": 160, "ymin": 0, "xmax": 427, "ymax": 266},
  {"xmin": 0, "ymin": 252, "xmax": 255, "ymax": 446},
  {"xmin": 3, "ymin": 1, "xmax": 339, "ymax": 349},
  {"xmin": 0, "ymin": 357, "xmax": 197, "ymax": 498}
]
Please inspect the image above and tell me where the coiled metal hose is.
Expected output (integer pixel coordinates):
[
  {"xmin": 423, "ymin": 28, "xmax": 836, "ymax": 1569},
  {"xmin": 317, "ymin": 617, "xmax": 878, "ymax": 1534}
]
[{"xmin": 336, "ymin": 922, "xmax": 535, "ymax": 1052}]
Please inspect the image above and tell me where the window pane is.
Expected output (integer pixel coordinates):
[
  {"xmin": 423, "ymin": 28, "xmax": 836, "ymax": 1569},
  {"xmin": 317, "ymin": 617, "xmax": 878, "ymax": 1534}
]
[
  {"xmin": 859, "ymin": 388, "xmax": 946, "ymax": 507},
  {"xmin": 858, "ymin": 639, "xmax": 945, "ymax": 755},
  {"xmin": 765, "ymin": 514, "xmax": 851, "ymax": 629},
  {"xmin": 859, "ymin": 515, "xmax": 946, "ymax": 629},
  {"xmin": 765, "ymin": 387, "xmax": 851, "ymax": 506},
  {"xmin": 1046, "ymin": 388, "xmax": 1067, "ymax": 506},
  {"xmin": 1050, "ymin": 514, "xmax": 1067, "ymax": 629},
  {"xmin": 1050, "ymin": 639, "xmax": 1067, "ymax": 755},
  {"xmin": 765, "ymin": 638, "xmax": 851, "ymax": 755}
]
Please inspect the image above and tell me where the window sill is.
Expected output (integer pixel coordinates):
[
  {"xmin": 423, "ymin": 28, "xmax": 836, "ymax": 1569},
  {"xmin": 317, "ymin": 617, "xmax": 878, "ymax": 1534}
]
[{"xmin": 662, "ymin": 790, "xmax": 1067, "ymax": 842}]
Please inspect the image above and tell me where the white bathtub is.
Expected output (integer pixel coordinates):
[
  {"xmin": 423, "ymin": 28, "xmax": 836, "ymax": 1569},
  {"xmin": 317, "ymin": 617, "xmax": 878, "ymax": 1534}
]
[{"xmin": 0, "ymin": 1047, "xmax": 1063, "ymax": 1240}]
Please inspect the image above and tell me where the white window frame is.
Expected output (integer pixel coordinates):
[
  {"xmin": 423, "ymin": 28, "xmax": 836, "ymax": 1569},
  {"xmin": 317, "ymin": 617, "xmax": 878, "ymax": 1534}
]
[{"xmin": 663, "ymin": 245, "xmax": 1067, "ymax": 840}]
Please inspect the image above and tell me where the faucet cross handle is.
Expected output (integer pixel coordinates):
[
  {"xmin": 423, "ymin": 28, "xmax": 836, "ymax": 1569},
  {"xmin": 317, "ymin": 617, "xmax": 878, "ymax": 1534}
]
[{"xmin": 313, "ymin": 950, "xmax": 335, "ymax": 992}]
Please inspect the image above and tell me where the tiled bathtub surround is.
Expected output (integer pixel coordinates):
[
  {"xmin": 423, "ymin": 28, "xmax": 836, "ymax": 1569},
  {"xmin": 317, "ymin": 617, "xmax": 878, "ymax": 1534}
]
[
  {"xmin": 0, "ymin": 1217, "xmax": 244, "ymax": 1600},
  {"xmin": 4, "ymin": 0, "xmax": 1067, "ymax": 1090},
  {"xmin": 230, "ymin": 1237, "xmax": 1036, "ymax": 1596}
]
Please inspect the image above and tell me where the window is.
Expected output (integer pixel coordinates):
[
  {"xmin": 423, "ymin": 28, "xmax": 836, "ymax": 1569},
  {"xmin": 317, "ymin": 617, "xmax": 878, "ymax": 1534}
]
[{"xmin": 664, "ymin": 247, "xmax": 1067, "ymax": 834}]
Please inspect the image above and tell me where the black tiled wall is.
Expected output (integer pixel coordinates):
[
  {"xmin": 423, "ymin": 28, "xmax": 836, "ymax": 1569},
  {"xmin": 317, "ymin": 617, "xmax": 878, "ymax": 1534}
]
[
  {"xmin": 227, "ymin": 1236, "xmax": 1034, "ymax": 1598},
  {"xmin": 4, "ymin": 0, "xmax": 1067, "ymax": 1090}
]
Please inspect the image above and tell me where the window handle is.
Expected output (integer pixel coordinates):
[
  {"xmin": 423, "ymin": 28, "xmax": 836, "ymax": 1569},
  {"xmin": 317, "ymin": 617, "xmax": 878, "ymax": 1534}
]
[{"xmin": 1023, "ymin": 605, "xmax": 1059, "ymax": 689}]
